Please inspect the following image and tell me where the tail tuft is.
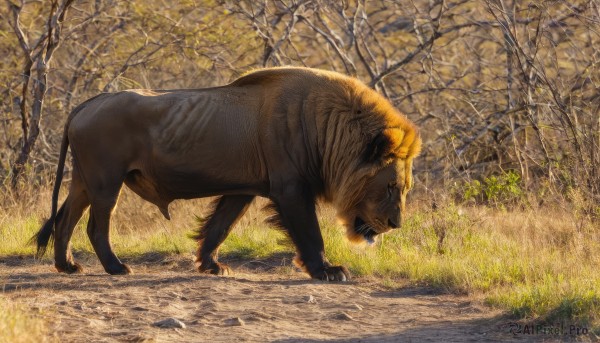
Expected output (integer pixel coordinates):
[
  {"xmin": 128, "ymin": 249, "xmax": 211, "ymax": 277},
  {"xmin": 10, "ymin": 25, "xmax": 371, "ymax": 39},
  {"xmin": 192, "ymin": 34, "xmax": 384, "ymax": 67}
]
[{"xmin": 31, "ymin": 217, "xmax": 55, "ymax": 258}]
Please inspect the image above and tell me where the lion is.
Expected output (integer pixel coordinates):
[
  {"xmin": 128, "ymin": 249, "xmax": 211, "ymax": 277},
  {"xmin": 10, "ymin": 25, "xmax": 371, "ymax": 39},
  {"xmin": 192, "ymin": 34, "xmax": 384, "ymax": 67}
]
[{"xmin": 34, "ymin": 67, "xmax": 421, "ymax": 281}]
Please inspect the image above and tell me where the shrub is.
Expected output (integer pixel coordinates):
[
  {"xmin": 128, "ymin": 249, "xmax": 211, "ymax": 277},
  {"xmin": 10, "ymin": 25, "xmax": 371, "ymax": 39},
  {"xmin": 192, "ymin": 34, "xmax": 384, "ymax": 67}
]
[{"xmin": 457, "ymin": 170, "xmax": 524, "ymax": 208}]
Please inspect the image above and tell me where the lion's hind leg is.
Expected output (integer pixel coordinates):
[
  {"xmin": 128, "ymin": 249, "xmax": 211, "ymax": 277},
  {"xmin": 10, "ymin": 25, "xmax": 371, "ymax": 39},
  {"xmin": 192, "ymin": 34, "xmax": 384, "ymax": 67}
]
[
  {"xmin": 81, "ymin": 169, "xmax": 131, "ymax": 275},
  {"xmin": 195, "ymin": 195, "xmax": 254, "ymax": 275},
  {"xmin": 53, "ymin": 167, "xmax": 90, "ymax": 274}
]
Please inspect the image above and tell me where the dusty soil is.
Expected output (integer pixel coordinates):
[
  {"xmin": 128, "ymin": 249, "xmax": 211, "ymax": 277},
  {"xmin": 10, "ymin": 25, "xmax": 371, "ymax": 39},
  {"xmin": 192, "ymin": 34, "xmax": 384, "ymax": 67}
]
[{"xmin": 0, "ymin": 255, "xmax": 571, "ymax": 342}]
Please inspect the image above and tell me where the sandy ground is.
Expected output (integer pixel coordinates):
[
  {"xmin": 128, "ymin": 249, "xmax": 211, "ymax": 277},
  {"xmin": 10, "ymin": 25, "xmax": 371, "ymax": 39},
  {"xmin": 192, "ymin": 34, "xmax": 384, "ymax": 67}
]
[{"xmin": 0, "ymin": 255, "xmax": 582, "ymax": 343}]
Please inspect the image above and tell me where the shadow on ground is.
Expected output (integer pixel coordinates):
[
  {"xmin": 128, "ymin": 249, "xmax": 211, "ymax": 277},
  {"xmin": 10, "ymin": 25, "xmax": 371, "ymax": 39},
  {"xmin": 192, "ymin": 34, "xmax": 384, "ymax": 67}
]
[
  {"xmin": 2, "ymin": 253, "xmax": 597, "ymax": 342},
  {"xmin": 0, "ymin": 249, "xmax": 296, "ymax": 272}
]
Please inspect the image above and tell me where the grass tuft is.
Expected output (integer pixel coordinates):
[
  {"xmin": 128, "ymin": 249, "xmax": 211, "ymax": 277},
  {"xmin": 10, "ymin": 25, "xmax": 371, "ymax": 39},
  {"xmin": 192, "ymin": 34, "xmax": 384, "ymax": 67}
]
[{"xmin": 0, "ymin": 297, "xmax": 49, "ymax": 343}]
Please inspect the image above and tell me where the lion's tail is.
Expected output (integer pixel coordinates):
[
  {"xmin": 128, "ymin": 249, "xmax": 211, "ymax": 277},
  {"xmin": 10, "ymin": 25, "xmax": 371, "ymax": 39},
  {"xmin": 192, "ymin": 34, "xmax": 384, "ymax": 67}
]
[
  {"xmin": 33, "ymin": 120, "xmax": 70, "ymax": 258},
  {"xmin": 32, "ymin": 94, "xmax": 105, "ymax": 258}
]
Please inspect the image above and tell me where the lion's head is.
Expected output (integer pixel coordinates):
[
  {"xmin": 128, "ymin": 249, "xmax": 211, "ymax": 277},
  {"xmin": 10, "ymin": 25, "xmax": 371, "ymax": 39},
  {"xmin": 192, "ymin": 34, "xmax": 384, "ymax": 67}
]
[
  {"xmin": 314, "ymin": 74, "xmax": 421, "ymax": 244},
  {"xmin": 339, "ymin": 157, "xmax": 417, "ymax": 244},
  {"xmin": 336, "ymin": 128, "xmax": 420, "ymax": 244}
]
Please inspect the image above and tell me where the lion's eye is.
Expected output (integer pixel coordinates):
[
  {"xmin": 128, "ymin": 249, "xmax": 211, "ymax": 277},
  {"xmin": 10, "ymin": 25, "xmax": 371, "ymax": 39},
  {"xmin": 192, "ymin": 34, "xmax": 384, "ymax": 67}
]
[{"xmin": 387, "ymin": 182, "xmax": 396, "ymax": 196}]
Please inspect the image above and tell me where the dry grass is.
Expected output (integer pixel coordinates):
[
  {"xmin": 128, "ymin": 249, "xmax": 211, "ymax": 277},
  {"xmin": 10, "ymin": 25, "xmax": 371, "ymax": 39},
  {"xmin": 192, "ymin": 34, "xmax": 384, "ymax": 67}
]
[
  {"xmin": 0, "ymin": 297, "xmax": 50, "ymax": 343},
  {"xmin": 1, "ymin": 186, "xmax": 599, "ymax": 331}
]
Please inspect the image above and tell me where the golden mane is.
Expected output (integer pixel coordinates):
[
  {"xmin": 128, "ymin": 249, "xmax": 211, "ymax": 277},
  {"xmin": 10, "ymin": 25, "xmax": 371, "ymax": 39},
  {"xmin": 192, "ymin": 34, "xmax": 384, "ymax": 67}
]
[
  {"xmin": 306, "ymin": 69, "xmax": 422, "ymax": 213},
  {"xmin": 230, "ymin": 66, "xmax": 421, "ymax": 214},
  {"xmin": 232, "ymin": 66, "xmax": 421, "ymax": 157}
]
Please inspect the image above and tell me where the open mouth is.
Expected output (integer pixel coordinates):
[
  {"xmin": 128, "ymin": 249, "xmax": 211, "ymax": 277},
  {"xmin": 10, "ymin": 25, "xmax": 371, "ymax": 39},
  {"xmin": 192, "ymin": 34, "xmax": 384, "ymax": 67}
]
[{"xmin": 354, "ymin": 217, "xmax": 378, "ymax": 245}]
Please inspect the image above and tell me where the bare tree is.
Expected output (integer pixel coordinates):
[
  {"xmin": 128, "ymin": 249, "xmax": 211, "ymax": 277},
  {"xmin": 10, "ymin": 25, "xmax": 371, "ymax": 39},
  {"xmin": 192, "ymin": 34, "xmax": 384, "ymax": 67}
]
[
  {"xmin": 0, "ymin": 0, "xmax": 597, "ymax": 208},
  {"xmin": 8, "ymin": 0, "xmax": 74, "ymax": 187}
]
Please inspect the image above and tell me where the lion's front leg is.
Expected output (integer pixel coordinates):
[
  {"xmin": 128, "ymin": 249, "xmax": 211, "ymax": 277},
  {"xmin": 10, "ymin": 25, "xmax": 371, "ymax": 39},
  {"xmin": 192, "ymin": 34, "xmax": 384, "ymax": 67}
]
[
  {"xmin": 270, "ymin": 183, "xmax": 350, "ymax": 282},
  {"xmin": 292, "ymin": 255, "xmax": 350, "ymax": 282}
]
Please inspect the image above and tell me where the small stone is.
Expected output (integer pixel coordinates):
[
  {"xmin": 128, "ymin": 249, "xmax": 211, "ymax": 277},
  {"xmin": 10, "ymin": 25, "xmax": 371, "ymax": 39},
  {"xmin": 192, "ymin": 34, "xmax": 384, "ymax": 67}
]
[
  {"xmin": 334, "ymin": 312, "xmax": 354, "ymax": 321},
  {"xmin": 153, "ymin": 318, "xmax": 186, "ymax": 329},
  {"xmin": 304, "ymin": 295, "xmax": 317, "ymax": 304},
  {"xmin": 224, "ymin": 317, "xmax": 245, "ymax": 326},
  {"xmin": 132, "ymin": 306, "xmax": 149, "ymax": 312},
  {"xmin": 352, "ymin": 304, "xmax": 363, "ymax": 311}
]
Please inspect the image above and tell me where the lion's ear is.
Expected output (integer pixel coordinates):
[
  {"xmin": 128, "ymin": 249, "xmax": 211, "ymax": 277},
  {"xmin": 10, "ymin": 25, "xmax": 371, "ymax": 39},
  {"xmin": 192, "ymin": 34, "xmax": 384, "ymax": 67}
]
[{"xmin": 363, "ymin": 132, "xmax": 393, "ymax": 164}]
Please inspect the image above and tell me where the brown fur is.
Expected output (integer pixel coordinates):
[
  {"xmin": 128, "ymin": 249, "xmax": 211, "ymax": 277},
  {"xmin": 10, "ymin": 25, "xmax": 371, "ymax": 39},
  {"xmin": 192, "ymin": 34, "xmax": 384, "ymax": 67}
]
[{"xmin": 35, "ymin": 67, "xmax": 421, "ymax": 280}]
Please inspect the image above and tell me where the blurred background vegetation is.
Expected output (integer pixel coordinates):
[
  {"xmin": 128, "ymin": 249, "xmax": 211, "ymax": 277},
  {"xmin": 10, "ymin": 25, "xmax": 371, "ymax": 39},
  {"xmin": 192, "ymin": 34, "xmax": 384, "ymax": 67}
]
[
  {"xmin": 0, "ymin": 0, "xmax": 599, "ymax": 333},
  {"xmin": 0, "ymin": 0, "xmax": 598, "ymax": 214}
]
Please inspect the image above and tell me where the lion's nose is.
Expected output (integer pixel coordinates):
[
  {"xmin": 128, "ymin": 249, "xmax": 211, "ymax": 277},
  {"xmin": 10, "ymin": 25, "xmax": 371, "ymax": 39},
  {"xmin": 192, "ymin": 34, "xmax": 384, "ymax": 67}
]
[{"xmin": 387, "ymin": 217, "xmax": 400, "ymax": 229}]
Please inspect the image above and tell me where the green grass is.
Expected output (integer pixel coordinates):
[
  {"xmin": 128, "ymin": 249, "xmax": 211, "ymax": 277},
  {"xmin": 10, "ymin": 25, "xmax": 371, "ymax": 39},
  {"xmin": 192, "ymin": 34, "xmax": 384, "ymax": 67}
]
[
  {"xmin": 219, "ymin": 224, "xmax": 289, "ymax": 259},
  {"xmin": 488, "ymin": 277, "xmax": 600, "ymax": 325},
  {"xmin": 0, "ymin": 215, "xmax": 41, "ymax": 256},
  {"xmin": 0, "ymin": 212, "xmax": 197, "ymax": 259},
  {"xmin": 1, "ymin": 197, "xmax": 599, "ymax": 331},
  {"xmin": 318, "ymin": 205, "xmax": 600, "ymax": 330}
]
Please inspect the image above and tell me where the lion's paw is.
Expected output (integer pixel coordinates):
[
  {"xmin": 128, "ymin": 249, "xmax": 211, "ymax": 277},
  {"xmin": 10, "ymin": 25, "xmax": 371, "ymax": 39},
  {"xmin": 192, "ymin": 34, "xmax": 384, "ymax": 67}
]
[
  {"xmin": 106, "ymin": 263, "xmax": 133, "ymax": 275},
  {"xmin": 313, "ymin": 266, "xmax": 350, "ymax": 282},
  {"xmin": 55, "ymin": 261, "xmax": 84, "ymax": 274},
  {"xmin": 199, "ymin": 261, "xmax": 232, "ymax": 276}
]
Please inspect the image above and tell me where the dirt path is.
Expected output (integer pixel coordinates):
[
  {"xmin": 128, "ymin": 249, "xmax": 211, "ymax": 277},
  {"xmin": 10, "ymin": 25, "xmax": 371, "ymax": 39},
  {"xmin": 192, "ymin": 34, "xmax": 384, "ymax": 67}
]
[{"xmin": 1, "ymin": 256, "xmax": 555, "ymax": 342}]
